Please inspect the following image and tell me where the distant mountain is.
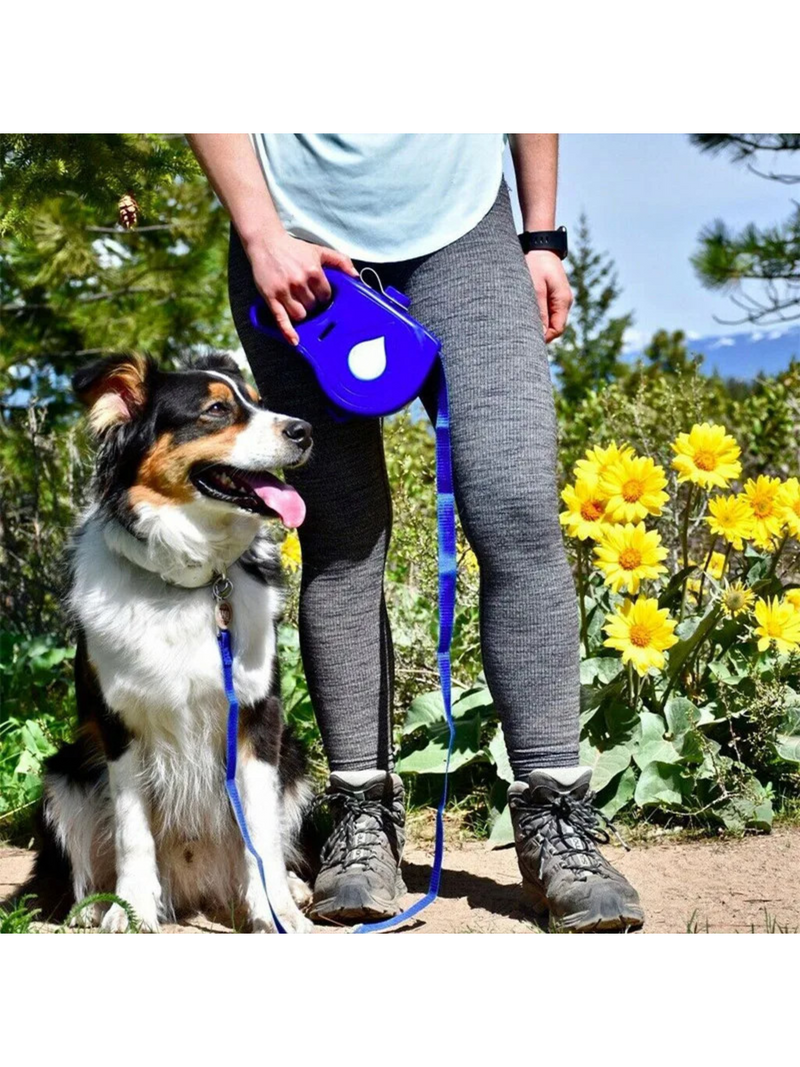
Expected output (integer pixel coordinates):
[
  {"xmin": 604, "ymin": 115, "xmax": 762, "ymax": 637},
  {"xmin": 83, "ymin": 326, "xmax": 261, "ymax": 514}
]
[{"xmin": 629, "ymin": 325, "xmax": 800, "ymax": 380}]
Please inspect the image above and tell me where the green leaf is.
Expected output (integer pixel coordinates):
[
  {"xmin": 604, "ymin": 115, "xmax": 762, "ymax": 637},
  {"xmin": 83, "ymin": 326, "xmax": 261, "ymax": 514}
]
[
  {"xmin": 718, "ymin": 791, "xmax": 774, "ymax": 832},
  {"xmin": 579, "ymin": 738, "xmax": 633, "ymax": 792},
  {"xmin": 663, "ymin": 696, "xmax": 705, "ymax": 762},
  {"xmin": 488, "ymin": 726, "xmax": 514, "ymax": 785},
  {"xmin": 633, "ymin": 712, "xmax": 682, "ymax": 770},
  {"xmin": 598, "ymin": 765, "xmax": 636, "ymax": 819},
  {"xmin": 775, "ymin": 735, "xmax": 800, "ymax": 763},
  {"xmin": 580, "ymin": 677, "xmax": 625, "ymax": 724},
  {"xmin": 488, "ymin": 803, "xmax": 514, "ymax": 846},
  {"xmin": 580, "ymin": 657, "xmax": 623, "ymax": 686},
  {"xmin": 401, "ymin": 689, "xmax": 465, "ymax": 736},
  {"xmin": 603, "ymin": 698, "xmax": 642, "ymax": 746},
  {"xmin": 664, "ymin": 606, "xmax": 721, "ymax": 692},
  {"xmin": 396, "ymin": 713, "xmax": 484, "ymax": 775},
  {"xmin": 453, "ymin": 685, "xmax": 495, "ymax": 718},
  {"xmin": 634, "ymin": 761, "xmax": 688, "ymax": 808}
]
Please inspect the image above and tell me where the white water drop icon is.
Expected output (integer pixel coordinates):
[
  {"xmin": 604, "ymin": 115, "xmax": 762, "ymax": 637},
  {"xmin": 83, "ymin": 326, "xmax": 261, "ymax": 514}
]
[{"xmin": 347, "ymin": 336, "xmax": 387, "ymax": 381}]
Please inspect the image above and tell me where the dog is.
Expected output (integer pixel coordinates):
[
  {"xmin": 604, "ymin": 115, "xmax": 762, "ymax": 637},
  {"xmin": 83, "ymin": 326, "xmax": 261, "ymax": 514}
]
[{"xmin": 29, "ymin": 352, "xmax": 315, "ymax": 933}]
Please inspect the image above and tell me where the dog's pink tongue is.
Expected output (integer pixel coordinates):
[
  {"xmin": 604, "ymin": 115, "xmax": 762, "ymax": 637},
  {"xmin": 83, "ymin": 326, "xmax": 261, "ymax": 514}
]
[{"xmin": 247, "ymin": 473, "xmax": 306, "ymax": 528}]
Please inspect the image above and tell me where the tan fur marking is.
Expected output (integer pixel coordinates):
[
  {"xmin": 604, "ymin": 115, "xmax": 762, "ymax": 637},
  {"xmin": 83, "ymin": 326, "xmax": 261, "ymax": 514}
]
[
  {"xmin": 85, "ymin": 354, "xmax": 149, "ymax": 435},
  {"xmin": 132, "ymin": 426, "xmax": 242, "ymax": 506},
  {"xmin": 207, "ymin": 382, "xmax": 236, "ymax": 403}
]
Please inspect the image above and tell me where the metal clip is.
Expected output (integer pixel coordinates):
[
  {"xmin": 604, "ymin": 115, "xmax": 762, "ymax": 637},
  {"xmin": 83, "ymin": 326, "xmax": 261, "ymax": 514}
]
[{"xmin": 212, "ymin": 572, "xmax": 233, "ymax": 630}]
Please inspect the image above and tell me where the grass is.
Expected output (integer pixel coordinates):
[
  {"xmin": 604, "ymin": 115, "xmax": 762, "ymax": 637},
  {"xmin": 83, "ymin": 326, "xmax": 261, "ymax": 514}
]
[
  {"xmin": 685, "ymin": 907, "xmax": 798, "ymax": 934},
  {"xmin": 0, "ymin": 896, "xmax": 40, "ymax": 933},
  {"xmin": 0, "ymin": 893, "xmax": 144, "ymax": 935}
]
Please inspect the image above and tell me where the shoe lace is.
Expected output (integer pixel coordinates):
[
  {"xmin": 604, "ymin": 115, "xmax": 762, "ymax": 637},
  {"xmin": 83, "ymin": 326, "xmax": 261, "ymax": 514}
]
[
  {"xmin": 513, "ymin": 789, "xmax": 629, "ymax": 879},
  {"xmin": 316, "ymin": 792, "xmax": 400, "ymax": 873}
]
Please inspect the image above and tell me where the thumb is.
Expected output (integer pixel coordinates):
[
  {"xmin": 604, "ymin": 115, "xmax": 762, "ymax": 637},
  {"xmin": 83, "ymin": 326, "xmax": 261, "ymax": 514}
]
[{"xmin": 320, "ymin": 247, "xmax": 358, "ymax": 276}]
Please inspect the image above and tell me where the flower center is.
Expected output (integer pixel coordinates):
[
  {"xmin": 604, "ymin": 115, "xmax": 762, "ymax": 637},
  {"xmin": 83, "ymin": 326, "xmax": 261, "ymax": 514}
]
[
  {"xmin": 693, "ymin": 449, "xmax": 717, "ymax": 471},
  {"xmin": 622, "ymin": 478, "xmax": 644, "ymax": 503},
  {"xmin": 619, "ymin": 548, "xmax": 643, "ymax": 571},
  {"xmin": 580, "ymin": 499, "xmax": 604, "ymax": 522},
  {"xmin": 767, "ymin": 620, "xmax": 783, "ymax": 637},
  {"xmin": 793, "ymin": 501, "xmax": 800, "ymax": 518},
  {"xmin": 752, "ymin": 497, "xmax": 772, "ymax": 518},
  {"xmin": 726, "ymin": 592, "xmax": 745, "ymax": 612},
  {"xmin": 629, "ymin": 623, "xmax": 652, "ymax": 647}
]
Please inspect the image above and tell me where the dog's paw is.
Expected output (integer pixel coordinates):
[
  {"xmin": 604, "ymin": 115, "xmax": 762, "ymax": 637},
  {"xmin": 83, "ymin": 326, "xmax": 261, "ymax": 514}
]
[
  {"xmin": 69, "ymin": 901, "xmax": 104, "ymax": 929},
  {"xmin": 287, "ymin": 871, "xmax": 313, "ymax": 911},
  {"xmin": 101, "ymin": 886, "xmax": 161, "ymax": 933},
  {"xmin": 251, "ymin": 899, "xmax": 314, "ymax": 934}
]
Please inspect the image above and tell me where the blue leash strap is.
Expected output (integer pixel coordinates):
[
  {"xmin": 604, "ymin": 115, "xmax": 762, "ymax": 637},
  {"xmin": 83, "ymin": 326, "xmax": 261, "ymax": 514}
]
[
  {"xmin": 353, "ymin": 362, "xmax": 457, "ymax": 933},
  {"xmin": 217, "ymin": 625, "xmax": 287, "ymax": 934}
]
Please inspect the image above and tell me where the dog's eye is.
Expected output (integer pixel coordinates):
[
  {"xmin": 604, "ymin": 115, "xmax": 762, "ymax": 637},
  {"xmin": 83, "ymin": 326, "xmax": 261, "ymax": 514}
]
[{"xmin": 204, "ymin": 402, "xmax": 229, "ymax": 416}]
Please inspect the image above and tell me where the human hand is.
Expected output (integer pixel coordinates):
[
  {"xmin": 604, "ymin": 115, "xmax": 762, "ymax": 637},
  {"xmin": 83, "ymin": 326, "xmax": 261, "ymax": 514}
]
[
  {"xmin": 247, "ymin": 231, "xmax": 357, "ymax": 345},
  {"xmin": 525, "ymin": 251, "xmax": 573, "ymax": 343}
]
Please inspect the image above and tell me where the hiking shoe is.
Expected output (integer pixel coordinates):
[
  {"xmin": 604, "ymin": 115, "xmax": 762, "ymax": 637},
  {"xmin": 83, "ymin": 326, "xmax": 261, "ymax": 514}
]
[
  {"xmin": 310, "ymin": 771, "xmax": 406, "ymax": 924},
  {"xmin": 508, "ymin": 769, "xmax": 644, "ymax": 933}
]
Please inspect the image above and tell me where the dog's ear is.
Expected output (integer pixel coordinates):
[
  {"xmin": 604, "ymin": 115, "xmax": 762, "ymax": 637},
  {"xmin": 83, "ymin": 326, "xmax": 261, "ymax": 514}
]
[{"xmin": 72, "ymin": 353, "xmax": 153, "ymax": 436}]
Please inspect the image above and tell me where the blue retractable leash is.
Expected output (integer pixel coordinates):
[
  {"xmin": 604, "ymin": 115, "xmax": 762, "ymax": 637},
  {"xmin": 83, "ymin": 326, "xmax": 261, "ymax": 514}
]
[
  {"xmin": 217, "ymin": 267, "xmax": 455, "ymax": 933},
  {"xmin": 215, "ymin": 578, "xmax": 287, "ymax": 933}
]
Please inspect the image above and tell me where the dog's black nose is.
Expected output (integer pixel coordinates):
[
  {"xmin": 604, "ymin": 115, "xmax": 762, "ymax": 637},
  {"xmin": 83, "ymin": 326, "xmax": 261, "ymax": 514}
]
[{"xmin": 283, "ymin": 419, "xmax": 312, "ymax": 451}]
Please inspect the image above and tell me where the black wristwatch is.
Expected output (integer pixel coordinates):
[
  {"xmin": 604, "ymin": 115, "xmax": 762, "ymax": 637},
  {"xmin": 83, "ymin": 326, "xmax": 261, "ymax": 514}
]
[{"xmin": 519, "ymin": 226, "xmax": 568, "ymax": 260}]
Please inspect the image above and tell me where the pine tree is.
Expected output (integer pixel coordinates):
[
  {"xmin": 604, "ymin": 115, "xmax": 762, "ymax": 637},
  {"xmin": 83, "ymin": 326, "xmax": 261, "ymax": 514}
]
[
  {"xmin": 691, "ymin": 134, "xmax": 800, "ymax": 325},
  {"xmin": 1, "ymin": 134, "xmax": 236, "ymax": 418},
  {"xmin": 643, "ymin": 329, "xmax": 694, "ymax": 375},
  {"xmin": 552, "ymin": 213, "xmax": 633, "ymax": 405},
  {"xmin": 0, "ymin": 135, "xmax": 237, "ymax": 633}
]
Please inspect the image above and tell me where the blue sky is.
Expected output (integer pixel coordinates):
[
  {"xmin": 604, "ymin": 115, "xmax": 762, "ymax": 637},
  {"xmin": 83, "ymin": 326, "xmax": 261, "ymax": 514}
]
[{"xmin": 504, "ymin": 134, "xmax": 800, "ymax": 377}]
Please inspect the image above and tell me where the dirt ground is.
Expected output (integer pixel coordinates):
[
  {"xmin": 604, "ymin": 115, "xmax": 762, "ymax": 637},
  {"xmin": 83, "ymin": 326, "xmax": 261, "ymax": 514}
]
[{"xmin": 3, "ymin": 826, "xmax": 799, "ymax": 933}]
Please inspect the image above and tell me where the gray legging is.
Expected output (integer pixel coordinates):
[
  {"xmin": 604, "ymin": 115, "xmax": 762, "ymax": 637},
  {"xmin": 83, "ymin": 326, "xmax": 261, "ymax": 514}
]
[{"xmin": 228, "ymin": 184, "xmax": 580, "ymax": 779}]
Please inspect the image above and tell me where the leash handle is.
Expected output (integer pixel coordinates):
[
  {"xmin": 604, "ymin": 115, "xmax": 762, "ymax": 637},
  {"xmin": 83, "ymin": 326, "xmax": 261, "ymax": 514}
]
[
  {"xmin": 354, "ymin": 362, "xmax": 456, "ymax": 933},
  {"xmin": 218, "ymin": 627, "xmax": 287, "ymax": 934}
]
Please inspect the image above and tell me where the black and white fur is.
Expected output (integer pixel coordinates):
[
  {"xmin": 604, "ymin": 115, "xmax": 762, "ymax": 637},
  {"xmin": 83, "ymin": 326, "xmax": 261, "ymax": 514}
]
[{"xmin": 31, "ymin": 352, "xmax": 315, "ymax": 933}]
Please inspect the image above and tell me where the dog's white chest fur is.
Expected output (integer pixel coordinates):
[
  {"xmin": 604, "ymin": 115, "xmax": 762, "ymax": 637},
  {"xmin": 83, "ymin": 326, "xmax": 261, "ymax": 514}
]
[{"xmin": 70, "ymin": 517, "xmax": 280, "ymax": 741}]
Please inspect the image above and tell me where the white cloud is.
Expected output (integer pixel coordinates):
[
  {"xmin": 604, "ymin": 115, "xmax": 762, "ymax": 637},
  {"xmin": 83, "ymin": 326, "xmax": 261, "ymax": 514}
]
[
  {"xmin": 709, "ymin": 336, "xmax": 736, "ymax": 350},
  {"xmin": 623, "ymin": 327, "xmax": 645, "ymax": 353}
]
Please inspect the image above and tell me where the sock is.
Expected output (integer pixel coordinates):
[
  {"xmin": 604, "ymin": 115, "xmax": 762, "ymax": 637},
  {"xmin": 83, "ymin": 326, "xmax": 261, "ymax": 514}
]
[{"xmin": 523, "ymin": 766, "xmax": 589, "ymax": 787}]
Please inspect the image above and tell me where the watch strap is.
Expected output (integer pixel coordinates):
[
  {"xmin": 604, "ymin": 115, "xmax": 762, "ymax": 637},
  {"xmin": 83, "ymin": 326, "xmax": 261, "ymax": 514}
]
[{"xmin": 519, "ymin": 226, "xmax": 568, "ymax": 260}]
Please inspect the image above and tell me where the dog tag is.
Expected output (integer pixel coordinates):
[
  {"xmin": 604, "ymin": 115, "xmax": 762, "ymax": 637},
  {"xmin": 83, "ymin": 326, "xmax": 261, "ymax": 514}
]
[{"xmin": 215, "ymin": 600, "xmax": 233, "ymax": 630}]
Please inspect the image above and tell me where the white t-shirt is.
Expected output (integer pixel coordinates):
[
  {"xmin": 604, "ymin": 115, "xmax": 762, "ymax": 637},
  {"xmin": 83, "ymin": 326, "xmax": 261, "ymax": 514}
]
[{"xmin": 251, "ymin": 134, "xmax": 505, "ymax": 263}]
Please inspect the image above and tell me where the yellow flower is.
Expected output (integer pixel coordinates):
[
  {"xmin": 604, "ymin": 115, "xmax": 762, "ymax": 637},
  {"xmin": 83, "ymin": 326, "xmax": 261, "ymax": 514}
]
[
  {"xmin": 559, "ymin": 475, "xmax": 610, "ymax": 541},
  {"xmin": 778, "ymin": 477, "xmax": 800, "ymax": 539},
  {"xmin": 739, "ymin": 476, "xmax": 786, "ymax": 549},
  {"xmin": 603, "ymin": 596, "xmax": 679, "ymax": 676},
  {"xmin": 462, "ymin": 547, "xmax": 480, "ymax": 576},
  {"xmin": 600, "ymin": 453, "xmax": 669, "ymax": 523},
  {"xmin": 705, "ymin": 493, "xmax": 754, "ymax": 550},
  {"xmin": 720, "ymin": 581, "xmax": 755, "ymax": 618},
  {"xmin": 671, "ymin": 422, "xmax": 742, "ymax": 489},
  {"xmin": 706, "ymin": 550, "xmax": 727, "ymax": 582},
  {"xmin": 575, "ymin": 441, "xmax": 636, "ymax": 483},
  {"xmin": 281, "ymin": 530, "xmax": 302, "ymax": 572},
  {"xmin": 785, "ymin": 588, "xmax": 800, "ymax": 612},
  {"xmin": 687, "ymin": 551, "xmax": 728, "ymax": 599},
  {"xmin": 594, "ymin": 523, "xmax": 668, "ymax": 594},
  {"xmin": 753, "ymin": 596, "xmax": 800, "ymax": 654}
]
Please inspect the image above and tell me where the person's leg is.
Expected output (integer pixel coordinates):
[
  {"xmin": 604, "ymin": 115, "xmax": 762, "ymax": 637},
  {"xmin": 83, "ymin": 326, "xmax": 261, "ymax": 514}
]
[
  {"xmin": 397, "ymin": 187, "xmax": 580, "ymax": 778},
  {"xmin": 395, "ymin": 188, "xmax": 642, "ymax": 930},
  {"xmin": 228, "ymin": 228, "xmax": 406, "ymax": 923},
  {"xmin": 228, "ymin": 226, "xmax": 394, "ymax": 773}
]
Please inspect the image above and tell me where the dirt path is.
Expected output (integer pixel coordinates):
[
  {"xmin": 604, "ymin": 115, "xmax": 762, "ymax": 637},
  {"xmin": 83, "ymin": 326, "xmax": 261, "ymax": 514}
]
[{"xmin": 3, "ymin": 828, "xmax": 799, "ymax": 933}]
